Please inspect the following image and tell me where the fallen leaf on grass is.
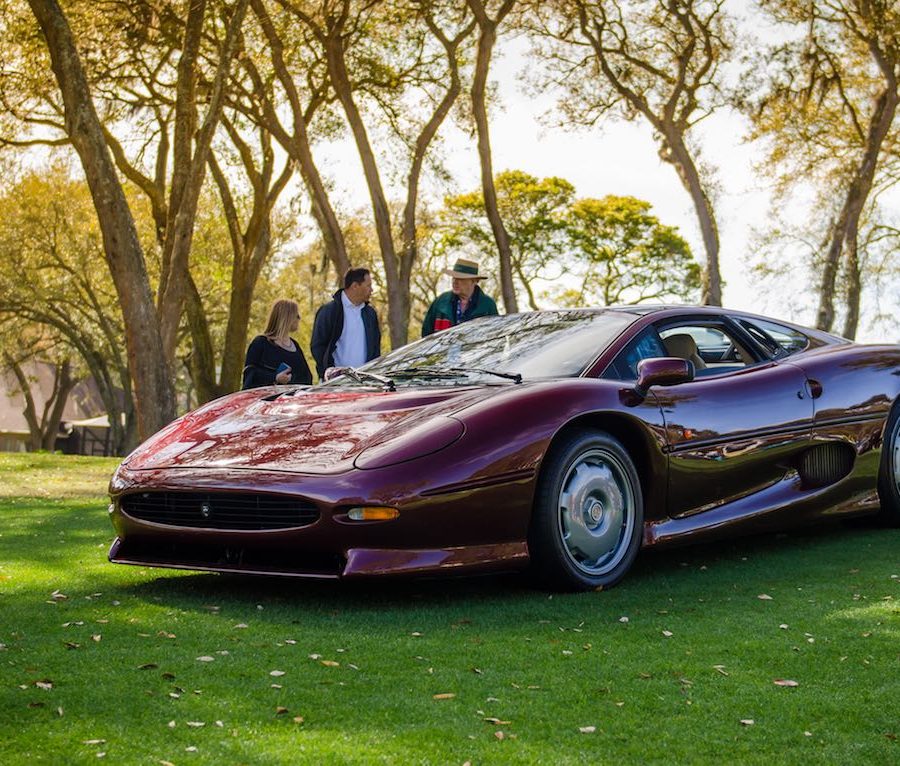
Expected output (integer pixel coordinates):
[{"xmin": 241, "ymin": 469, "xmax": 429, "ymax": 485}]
[
  {"xmin": 662, "ymin": 630, "xmax": 673, "ymax": 638},
  {"xmin": 494, "ymin": 731, "xmax": 505, "ymax": 740},
  {"xmin": 82, "ymin": 739, "xmax": 106, "ymax": 745},
  {"xmin": 773, "ymin": 679, "xmax": 799, "ymax": 687},
  {"xmin": 579, "ymin": 726, "xmax": 596, "ymax": 734},
  {"xmin": 64, "ymin": 642, "xmax": 80, "ymax": 650},
  {"xmin": 28, "ymin": 702, "xmax": 45, "ymax": 708},
  {"xmin": 161, "ymin": 673, "xmax": 176, "ymax": 681},
  {"xmin": 757, "ymin": 594, "xmax": 773, "ymax": 601},
  {"xmin": 34, "ymin": 681, "xmax": 53, "ymax": 691},
  {"xmin": 160, "ymin": 761, "xmax": 176, "ymax": 766},
  {"xmin": 269, "ymin": 670, "xmax": 286, "ymax": 677},
  {"xmin": 275, "ymin": 707, "xmax": 289, "ymax": 715},
  {"xmin": 91, "ymin": 635, "xmax": 102, "ymax": 643},
  {"xmin": 320, "ymin": 660, "xmax": 340, "ymax": 667},
  {"xmin": 712, "ymin": 665, "xmax": 729, "ymax": 676},
  {"xmin": 196, "ymin": 656, "xmax": 214, "ymax": 662},
  {"xmin": 293, "ymin": 716, "xmax": 305, "ymax": 724},
  {"xmin": 483, "ymin": 717, "xmax": 510, "ymax": 725},
  {"xmin": 433, "ymin": 693, "xmax": 456, "ymax": 700},
  {"xmin": 157, "ymin": 631, "xmax": 176, "ymax": 639},
  {"xmin": 138, "ymin": 663, "xmax": 159, "ymax": 670},
  {"xmin": 234, "ymin": 623, "xmax": 248, "ymax": 629},
  {"xmin": 50, "ymin": 590, "xmax": 68, "ymax": 601},
  {"xmin": 186, "ymin": 721, "xmax": 205, "ymax": 728},
  {"xmin": 740, "ymin": 719, "xmax": 755, "ymax": 726}
]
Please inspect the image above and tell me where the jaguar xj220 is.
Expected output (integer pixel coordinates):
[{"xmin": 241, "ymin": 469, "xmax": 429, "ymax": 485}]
[{"xmin": 108, "ymin": 306, "xmax": 900, "ymax": 590}]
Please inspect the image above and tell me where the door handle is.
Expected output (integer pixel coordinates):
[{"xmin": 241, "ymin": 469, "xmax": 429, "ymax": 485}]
[{"xmin": 806, "ymin": 379, "xmax": 823, "ymax": 399}]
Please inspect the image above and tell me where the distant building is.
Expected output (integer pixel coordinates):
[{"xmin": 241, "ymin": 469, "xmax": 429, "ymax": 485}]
[{"xmin": 0, "ymin": 361, "xmax": 115, "ymax": 455}]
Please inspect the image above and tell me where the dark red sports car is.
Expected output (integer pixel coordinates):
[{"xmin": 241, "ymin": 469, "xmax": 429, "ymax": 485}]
[{"xmin": 108, "ymin": 306, "xmax": 900, "ymax": 590}]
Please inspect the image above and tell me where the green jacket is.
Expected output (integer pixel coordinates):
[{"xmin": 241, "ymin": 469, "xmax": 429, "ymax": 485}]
[{"xmin": 421, "ymin": 285, "xmax": 499, "ymax": 337}]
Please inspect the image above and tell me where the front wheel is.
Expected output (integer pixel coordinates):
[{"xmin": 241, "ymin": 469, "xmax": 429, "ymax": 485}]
[
  {"xmin": 876, "ymin": 404, "xmax": 900, "ymax": 527},
  {"xmin": 529, "ymin": 429, "xmax": 643, "ymax": 591}
]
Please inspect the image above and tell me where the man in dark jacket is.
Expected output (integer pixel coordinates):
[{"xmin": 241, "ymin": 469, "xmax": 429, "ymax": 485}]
[
  {"xmin": 311, "ymin": 268, "xmax": 381, "ymax": 381},
  {"xmin": 422, "ymin": 258, "xmax": 499, "ymax": 336}
]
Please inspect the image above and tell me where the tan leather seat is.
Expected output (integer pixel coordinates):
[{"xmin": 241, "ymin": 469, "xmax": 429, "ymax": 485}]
[{"xmin": 663, "ymin": 333, "xmax": 706, "ymax": 370}]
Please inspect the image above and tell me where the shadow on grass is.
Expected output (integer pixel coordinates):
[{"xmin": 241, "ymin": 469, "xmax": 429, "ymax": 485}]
[{"xmin": 118, "ymin": 520, "xmax": 897, "ymax": 612}]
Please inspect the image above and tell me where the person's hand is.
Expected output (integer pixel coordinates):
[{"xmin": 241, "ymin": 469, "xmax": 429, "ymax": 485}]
[
  {"xmin": 275, "ymin": 368, "xmax": 292, "ymax": 384},
  {"xmin": 324, "ymin": 366, "xmax": 347, "ymax": 382}
]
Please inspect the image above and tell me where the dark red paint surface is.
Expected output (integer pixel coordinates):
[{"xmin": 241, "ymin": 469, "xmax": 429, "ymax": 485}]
[{"xmin": 108, "ymin": 306, "xmax": 900, "ymax": 582}]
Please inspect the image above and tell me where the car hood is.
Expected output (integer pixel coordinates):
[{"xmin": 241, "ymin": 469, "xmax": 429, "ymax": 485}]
[{"xmin": 124, "ymin": 385, "xmax": 497, "ymax": 474}]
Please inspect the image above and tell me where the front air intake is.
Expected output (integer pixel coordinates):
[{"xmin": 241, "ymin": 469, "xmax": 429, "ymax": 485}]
[
  {"xmin": 121, "ymin": 492, "xmax": 320, "ymax": 530},
  {"xmin": 797, "ymin": 444, "xmax": 855, "ymax": 489}
]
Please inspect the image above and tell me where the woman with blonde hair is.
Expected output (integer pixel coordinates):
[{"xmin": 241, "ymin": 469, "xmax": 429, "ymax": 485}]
[{"xmin": 242, "ymin": 299, "xmax": 312, "ymax": 389}]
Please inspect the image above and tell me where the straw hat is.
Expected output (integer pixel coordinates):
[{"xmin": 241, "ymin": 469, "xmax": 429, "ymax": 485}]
[{"xmin": 443, "ymin": 258, "xmax": 487, "ymax": 280}]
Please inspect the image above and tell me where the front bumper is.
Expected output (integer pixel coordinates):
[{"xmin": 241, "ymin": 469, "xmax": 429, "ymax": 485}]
[{"xmin": 107, "ymin": 462, "xmax": 534, "ymax": 579}]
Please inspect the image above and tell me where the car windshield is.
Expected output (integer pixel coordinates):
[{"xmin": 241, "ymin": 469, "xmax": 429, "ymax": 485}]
[{"xmin": 324, "ymin": 310, "xmax": 636, "ymax": 387}]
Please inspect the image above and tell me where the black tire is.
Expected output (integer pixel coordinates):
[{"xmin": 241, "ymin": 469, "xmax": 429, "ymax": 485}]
[
  {"xmin": 877, "ymin": 403, "xmax": 900, "ymax": 527},
  {"xmin": 528, "ymin": 428, "xmax": 643, "ymax": 591}
]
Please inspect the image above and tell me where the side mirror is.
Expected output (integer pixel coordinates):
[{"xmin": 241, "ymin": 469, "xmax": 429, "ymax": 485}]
[{"xmin": 634, "ymin": 357, "xmax": 694, "ymax": 399}]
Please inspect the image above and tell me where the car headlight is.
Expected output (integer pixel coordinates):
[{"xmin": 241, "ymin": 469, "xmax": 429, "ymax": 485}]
[{"xmin": 354, "ymin": 417, "xmax": 465, "ymax": 470}]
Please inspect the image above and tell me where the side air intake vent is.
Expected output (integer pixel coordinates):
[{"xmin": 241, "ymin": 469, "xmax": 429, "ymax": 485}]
[{"xmin": 797, "ymin": 444, "xmax": 855, "ymax": 489}]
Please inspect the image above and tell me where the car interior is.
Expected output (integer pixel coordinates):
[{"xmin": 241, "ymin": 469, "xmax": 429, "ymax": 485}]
[{"xmin": 602, "ymin": 320, "xmax": 766, "ymax": 381}]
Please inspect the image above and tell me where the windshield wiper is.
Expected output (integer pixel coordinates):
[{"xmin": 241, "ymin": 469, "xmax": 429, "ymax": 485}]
[
  {"xmin": 385, "ymin": 366, "xmax": 466, "ymax": 379},
  {"xmin": 447, "ymin": 367, "xmax": 522, "ymax": 384},
  {"xmin": 335, "ymin": 367, "xmax": 396, "ymax": 391},
  {"xmin": 386, "ymin": 365, "xmax": 522, "ymax": 384}
]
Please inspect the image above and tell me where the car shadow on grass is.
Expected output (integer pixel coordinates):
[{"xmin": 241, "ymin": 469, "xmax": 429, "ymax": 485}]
[{"xmin": 118, "ymin": 519, "xmax": 897, "ymax": 612}]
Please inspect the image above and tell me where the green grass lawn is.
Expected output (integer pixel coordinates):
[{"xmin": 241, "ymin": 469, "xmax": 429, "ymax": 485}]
[{"xmin": 0, "ymin": 453, "xmax": 897, "ymax": 765}]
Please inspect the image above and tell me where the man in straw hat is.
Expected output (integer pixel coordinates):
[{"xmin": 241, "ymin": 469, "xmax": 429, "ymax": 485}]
[{"xmin": 422, "ymin": 258, "xmax": 499, "ymax": 336}]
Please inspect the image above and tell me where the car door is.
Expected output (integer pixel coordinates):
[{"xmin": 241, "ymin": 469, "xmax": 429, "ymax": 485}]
[{"xmin": 650, "ymin": 318, "xmax": 815, "ymax": 517}]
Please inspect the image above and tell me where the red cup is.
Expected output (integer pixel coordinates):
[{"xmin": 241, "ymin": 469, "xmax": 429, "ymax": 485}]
[{"xmin": 434, "ymin": 317, "xmax": 452, "ymax": 331}]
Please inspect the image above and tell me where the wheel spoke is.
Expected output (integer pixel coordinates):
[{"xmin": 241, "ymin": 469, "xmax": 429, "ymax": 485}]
[{"xmin": 556, "ymin": 448, "xmax": 635, "ymax": 577}]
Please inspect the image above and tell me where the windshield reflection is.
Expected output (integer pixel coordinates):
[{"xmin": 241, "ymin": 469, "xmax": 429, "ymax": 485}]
[{"xmin": 325, "ymin": 310, "xmax": 636, "ymax": 387}]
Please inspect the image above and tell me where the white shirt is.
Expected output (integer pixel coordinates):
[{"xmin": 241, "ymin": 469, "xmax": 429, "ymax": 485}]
[{"xmin": 333, "ymin": 291, "xmax": 367, "ymax": 368}]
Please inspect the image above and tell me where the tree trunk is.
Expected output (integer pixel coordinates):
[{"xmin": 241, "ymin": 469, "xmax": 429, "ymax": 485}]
[
  {"xmin": 816, "ymin": 81, "xmax": 898, "ymax": 332},
  {"xmin": 841, "ymin": 223, "xmax": 861, "ymax": 340},
  {"xmin": 157, "ymin": 0, "xmax": 251, "ymax": 364},
  {"xmin": 220, "ymin": 220, "xmax": 272, "ymax": 395},
  {"xmin": 251, "ymin": 0, "xmax": 350, "ymax": 277},
  {"xmin": 27, "ymin": 0, "xmax": 176, "ymax": 439},
  {"xmin": 660, "ymin": 127, "xmax": 722, "ymax": 306},
  {"xmin": 324, "ymin": 31, "xmax": 404, "ymax": 347},
  {"xmin": 470, "ymin": 17, "xmax": 518, "ymax": 314},
  {"xmin": 398, "ymin": 17, "xmax": 473, "ymax": 344},
  {"xmin": 40, "ymin": 359, "xmax": 75, "ymax": 451},
  {"xmin": 3, "ymin": 356, "xmax": 75, "ymax": 452},
  {"xmin": 184, "ymin": 273, "xmax": 222, "ymax": 403}
]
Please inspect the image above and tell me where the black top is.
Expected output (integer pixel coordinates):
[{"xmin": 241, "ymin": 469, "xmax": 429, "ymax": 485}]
[
  {"xmin": 242, "ymin": 335, "xmax": 313, "ymax": 389},
  {"xmin": 310, "ymin": 289, "xmax": 382, "ymax": 380}
]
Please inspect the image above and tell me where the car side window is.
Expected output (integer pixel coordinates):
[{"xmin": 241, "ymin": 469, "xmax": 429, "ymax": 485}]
[
  {"xmin": 737, "ymin": 318, "xmax": 809, "ymax": 356},
  {"xmin": 657, "ymin": 323, "xmax": 755, "ymax": 378},
  {"xmin": 602, "ymin": 327, "xmax": 668, "ymax": 381}
]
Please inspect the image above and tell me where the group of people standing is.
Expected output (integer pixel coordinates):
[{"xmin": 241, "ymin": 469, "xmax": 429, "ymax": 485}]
[{"xmin": 241, "ymin": 258, "xmax": 499, "ymax": 389}]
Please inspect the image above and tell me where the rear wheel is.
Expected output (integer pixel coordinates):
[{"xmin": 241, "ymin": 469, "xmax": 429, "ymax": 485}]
[
  {"xmin": 877, "ymin": 404, "xmax": 900, "ymax": 526},
  {"xmin": 529, "ymin": 429, "xmax": 643, "ymax": 591}
]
